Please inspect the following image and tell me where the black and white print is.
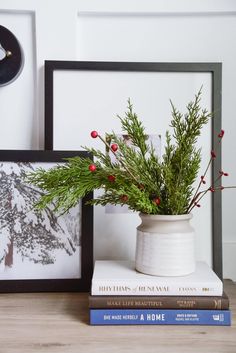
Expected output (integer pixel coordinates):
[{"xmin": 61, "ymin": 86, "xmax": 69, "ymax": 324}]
[{"xmin": 0, "ymin": 161, "xmax": 81, "ymax": 280}]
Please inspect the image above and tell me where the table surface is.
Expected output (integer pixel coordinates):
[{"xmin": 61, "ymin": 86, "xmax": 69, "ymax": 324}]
[{"xmin": 0, "ymin": 280, "xmax": 235, "ymax": 353}]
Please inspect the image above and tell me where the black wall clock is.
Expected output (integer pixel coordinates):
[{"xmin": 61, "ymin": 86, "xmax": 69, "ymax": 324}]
[{"xmin": 0, "ymin": 25, "xmax": 24, "ymax": 86}]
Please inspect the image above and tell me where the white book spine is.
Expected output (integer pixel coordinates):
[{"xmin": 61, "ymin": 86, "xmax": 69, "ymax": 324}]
[{"xmin": 92, "ymin": 281, "xmax": 223, "ymax": 296}]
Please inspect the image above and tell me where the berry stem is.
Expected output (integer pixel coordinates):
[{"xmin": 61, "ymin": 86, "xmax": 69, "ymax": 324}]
[
  {"xmin": 97, "ymin": 134, "xmax": 140, "ymax": 184},
  {"xmin": 187, "ymin": 134, "xmax": 223, "ymax": 213},
  {"xmin": 188, "ymin": 185, "xmax": 236, "ymax": 213}
]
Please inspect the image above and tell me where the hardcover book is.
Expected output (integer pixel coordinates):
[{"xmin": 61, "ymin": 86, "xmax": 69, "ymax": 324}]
[
  {"xmin": 91, "ymin": 261, "xmax": 223, "ymax": 296},
  {"xmin": 90, "ymin": 309, "xmax": 231, "ymax": 326},
  {"xmin": 89, "ymin": 292, "xmax": 229, "ymax": 310}
]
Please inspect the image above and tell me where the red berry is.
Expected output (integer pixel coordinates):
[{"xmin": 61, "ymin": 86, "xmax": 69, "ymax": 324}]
[
  {"xmin": 153, "ymin": 197, "xmax": 161, "ymax": 206},
  {"xmin": 111, "ymin": 143, "xmax": 118, "ymax": 152},
  {"xmin": 211, "ymin": 150, "xmax": 216, "ymax": 158},
  {"xmin": 91, "ymin": 131, "xmax": 98, "ymax": 138},
  {"xmin": 218, "ymin": 130, "xmax": 225, "ymax": 138},
  {"xmin": 108, "ymin": 175, "xmax": 116, "ymax": 182},
  {"xmin": 210, "ymin": 187, "xmax": 215, "ymax": 192},
  {"xmin": 121, "ymin": 195, "xmax": 128, "ymax": 202},
  {"xmin": 219, "ymin": 170, "xmax": 229, "ymax": 177},
  {"xmin": 200, "ymin": 176, "xmax": 206, "ymax": 184},
  {"xmin": 89, "ymin": 164, "xmax": 96, "ymax": 172}
]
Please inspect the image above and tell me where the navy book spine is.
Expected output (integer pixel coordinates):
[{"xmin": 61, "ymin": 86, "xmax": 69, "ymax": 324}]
[{"xmin": 90, "ymin": 309, "xmax": 231, "ymax": 326}]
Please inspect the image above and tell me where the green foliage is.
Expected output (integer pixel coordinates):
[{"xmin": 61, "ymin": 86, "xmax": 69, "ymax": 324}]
[{"xmin": 27, "ymin": 91, "xmax": 211, "ymax": 215}]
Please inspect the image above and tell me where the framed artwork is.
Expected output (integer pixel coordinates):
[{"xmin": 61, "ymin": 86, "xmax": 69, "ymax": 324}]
[
  {"xmin": 0, "ymin": 150, "xmax": 93, "ymax": 292},
  {"xmin": 44, "ymin": 61, "xmax": 222, "ymax": 278}
]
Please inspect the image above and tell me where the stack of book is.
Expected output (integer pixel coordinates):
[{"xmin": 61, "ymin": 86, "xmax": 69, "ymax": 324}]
[{"xmin": 89, "ymin": 261, "xmax": 231, "ymax": 326}]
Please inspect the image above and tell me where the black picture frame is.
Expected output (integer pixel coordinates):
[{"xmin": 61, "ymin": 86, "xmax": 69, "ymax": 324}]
[
  {"xmin": 0, "ymin": 150, "xmax": 93, "ymax": 292},
  {"xmin": 44, "ymin": 61, "xmax": 222, "ymax": 278}
]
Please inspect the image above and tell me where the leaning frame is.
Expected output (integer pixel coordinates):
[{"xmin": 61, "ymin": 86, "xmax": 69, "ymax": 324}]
[
  {"xmin": 0, "ymin": 150, "xmax": 93, "ymax": 292},
  {"xmin": 44, "ymin": 61, "xmax": 222, "ymax": 278}
]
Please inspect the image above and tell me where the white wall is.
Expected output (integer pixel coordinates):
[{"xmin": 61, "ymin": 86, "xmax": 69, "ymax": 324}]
[{"xmin": 0, "ymin": 0, "xmax": 236, "ymax": 279}]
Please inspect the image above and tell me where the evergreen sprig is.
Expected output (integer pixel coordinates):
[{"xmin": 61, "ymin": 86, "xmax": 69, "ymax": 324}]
[{"xmin": 27, "ymin": 91, "xmax": 216, "ymax": 215}]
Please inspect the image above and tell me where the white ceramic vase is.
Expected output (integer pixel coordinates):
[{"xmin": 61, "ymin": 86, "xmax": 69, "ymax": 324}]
[{"xmin": 135, "ymin": 213, "xmax": 195, "ymax": 276}]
